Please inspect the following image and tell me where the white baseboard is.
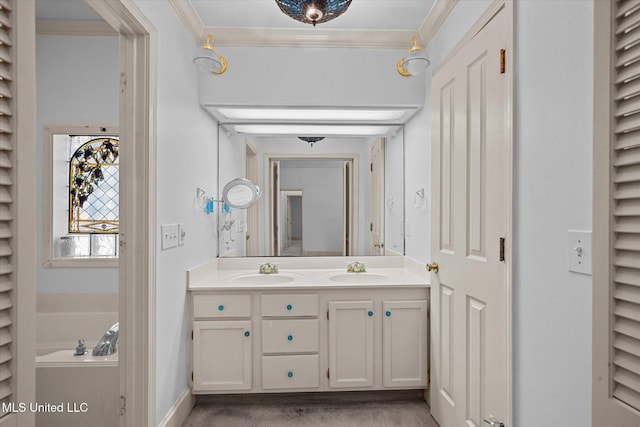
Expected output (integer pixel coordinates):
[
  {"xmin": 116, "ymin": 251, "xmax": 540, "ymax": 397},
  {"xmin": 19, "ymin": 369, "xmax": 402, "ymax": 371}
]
[{"xmin": 157, "ymin": 388, "xmax": 195, "ymax": 427}]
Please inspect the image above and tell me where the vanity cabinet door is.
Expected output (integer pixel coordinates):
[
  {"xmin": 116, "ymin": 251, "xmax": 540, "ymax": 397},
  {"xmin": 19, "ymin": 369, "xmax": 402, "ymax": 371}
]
[
  {"xmin": 328, "ymin": 300, "xmax": 374, "ymax": 388},
  {"xmin": 382, "ymin": 300, "xmax": 428, "ymax": 388},
  {"xmin": 192, "ymin": 320, "xmax": 252, "ymax": 392}
]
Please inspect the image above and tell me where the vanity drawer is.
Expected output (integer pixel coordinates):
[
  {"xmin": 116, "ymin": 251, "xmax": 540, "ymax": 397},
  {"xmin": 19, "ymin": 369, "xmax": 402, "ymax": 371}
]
[
  {"xmin": 261, "ymin": 355, "xmax": 319, "ymax": 389},
  {"xmin": 261, "ymin": 319, "xmax": 319, "ymax": 354},
  {"xmin": 193, "ymin": 294, "xmax": 251, "ymax": 319},
  {"xmin": 261, "ymin": 294, "xmax": 318, "ymax": 317}
]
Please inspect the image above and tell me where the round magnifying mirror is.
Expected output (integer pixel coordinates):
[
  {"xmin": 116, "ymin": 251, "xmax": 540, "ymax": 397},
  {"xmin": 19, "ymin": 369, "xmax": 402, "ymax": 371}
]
[{"xmin": 222, "ymin": 178, "xmax": 262, "ymax": 209}]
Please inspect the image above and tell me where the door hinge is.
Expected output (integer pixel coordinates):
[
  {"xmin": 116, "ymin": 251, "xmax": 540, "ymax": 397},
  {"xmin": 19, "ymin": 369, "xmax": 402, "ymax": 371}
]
[
  {"xmin": 326, "ymin": 310, "xmax": 329, "ymax": 320},
  {"xmin": 191, "ymin": 330, "xmax": 194, "ymax": 340},
  {"xmin": 499, "ymin": 237, "xmax": 505, "ymax": 262},
  {"xmin": 499, "ymin": 49, "xmax": 506, "ymax": 74},
  {"xmin": 191, "ymin": 371, "xmax": 194, "ymax": 381},
  {"xmin": 327, "ymin": 368, "xmax": 330, "ymax": 379},
  {"xmin": 119, "ymin": 395, "xmax": 126, "ymax": 416},
  {"xmin": 370, "ymin": 223, "xmax": 373, "ymax": 232},
  {"xmin": 120, "ymin": 72, "xmax": 127, "ymax": 93}
]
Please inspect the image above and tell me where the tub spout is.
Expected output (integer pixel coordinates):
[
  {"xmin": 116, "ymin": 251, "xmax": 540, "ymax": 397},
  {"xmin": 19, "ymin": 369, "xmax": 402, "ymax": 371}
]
[{"xmin": 92, "ymin": 322, "xmax": 119, "ymax": 356}]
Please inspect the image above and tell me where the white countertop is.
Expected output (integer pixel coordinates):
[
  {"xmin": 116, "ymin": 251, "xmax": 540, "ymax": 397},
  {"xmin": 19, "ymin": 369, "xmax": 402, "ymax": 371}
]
[{"xmin": 188, "ymin": 257, "xmax": 430, "ymax": 291}]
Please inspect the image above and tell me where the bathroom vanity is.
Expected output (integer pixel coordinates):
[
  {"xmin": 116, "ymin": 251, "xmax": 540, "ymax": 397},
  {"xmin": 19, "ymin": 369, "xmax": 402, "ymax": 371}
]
[{"xmin": 187, "ymin": 257, "xmax": 429, "ymax": 394}]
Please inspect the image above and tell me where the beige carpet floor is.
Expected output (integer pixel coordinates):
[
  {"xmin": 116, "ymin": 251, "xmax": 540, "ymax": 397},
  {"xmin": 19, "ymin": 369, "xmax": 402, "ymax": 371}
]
[{"xmin": 182, "ymin": 391, "xmax": 440, "ymax": 427}]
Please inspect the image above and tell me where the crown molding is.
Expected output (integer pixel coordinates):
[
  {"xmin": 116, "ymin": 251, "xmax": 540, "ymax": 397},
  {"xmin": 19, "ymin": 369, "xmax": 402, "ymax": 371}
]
[
  {"xmin": 169, "ymin": 0, "xmax": 202, "ymax": 41},
  {"xmin": 206, "ymin": 27, "xmax": 416, "ymax": 49},
  {"xmin": 36, "ymin": 20, "xmax": 117, "ymax": 36},
  {"xmin": 169, "ymin": 0, "xmax": 453, "ymax": 49},
  {"xmin": 419, "ymin": 0, "xmax": 458, "ymax": 46}
]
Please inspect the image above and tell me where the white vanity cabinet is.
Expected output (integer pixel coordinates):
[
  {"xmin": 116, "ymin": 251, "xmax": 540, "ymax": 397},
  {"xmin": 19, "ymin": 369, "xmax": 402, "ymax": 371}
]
[
  {"xmin": 260, "ymin": 294, "xmax": 321, "ymax": 390},
  {"xmin": 190, "ymin": 285, "xmax": 428, "ymax": 395},
  {"xmin": 327, "ymin": 298, "xmax": 429, "ymax": 390},
  {"xmin": 382, "ymin": 300, "xmax": 429, "ymax": 387},
  {"xmin": 191, "ymin": 294, "xmax": 253, "ymax": 392},
  {"xmin": 328, "ymin": 300, "xmax": 375, "ymax": 388}
]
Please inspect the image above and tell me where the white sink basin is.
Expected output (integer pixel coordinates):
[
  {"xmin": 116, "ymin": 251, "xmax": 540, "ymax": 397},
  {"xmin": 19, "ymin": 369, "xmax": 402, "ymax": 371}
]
[
  {"xmin": 229, "ymin": 273, "xmax": 298, "ymax": 285},
  {"xmin": 329, "ymin": 273, "xmax": 389, "ymax": 283}
]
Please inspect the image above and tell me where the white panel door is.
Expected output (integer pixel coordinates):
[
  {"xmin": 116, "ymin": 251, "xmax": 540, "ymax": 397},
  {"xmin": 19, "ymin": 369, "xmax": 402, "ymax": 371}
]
[
  {"xmin": 382, "ymin": 300, "xmax": 428, "ymax": 387},
  {"xmin": 192, "ymin": 320, "xmax": 252, "ymax": 391},
  {"xmin": 430, "ymin": 7, "xmax": 510, "ymax": 427},
  {"xmin": 328, "ymin": 300, "xmax": 374, "ymax": 388}
]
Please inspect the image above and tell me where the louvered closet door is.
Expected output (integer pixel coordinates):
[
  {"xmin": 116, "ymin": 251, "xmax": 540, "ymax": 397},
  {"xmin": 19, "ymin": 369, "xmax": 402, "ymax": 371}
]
[
  {"xmin": 595, "ymin": 0, "xmax": 640, "ymax": 424},
  {"xmin": 0, "ymin": 0, "xmax": 13, "ymax": 419}
]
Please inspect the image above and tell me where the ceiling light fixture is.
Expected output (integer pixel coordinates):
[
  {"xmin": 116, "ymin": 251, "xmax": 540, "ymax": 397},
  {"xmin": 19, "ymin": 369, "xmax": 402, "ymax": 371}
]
[
  {"xmin": 397, "ymin": 37, "xmax": 430, "ymax": 77},
  {"xmin": 193, "ymin": 34, "xmax": 227, "ymax": 75},
  {"xmin": 233, "ymin": 124, "xmax": 393, "ymax": 136},
  {"xmin": 217, "ymin": 108, "xmax": 407, "ymax": 122},
  {"xmin": 275, "ymin": 0, "xmax": 353, "ymax": 27},
  {"xmin": 298, "ymin": 136, "xmax": 325, "ymax": 147}
]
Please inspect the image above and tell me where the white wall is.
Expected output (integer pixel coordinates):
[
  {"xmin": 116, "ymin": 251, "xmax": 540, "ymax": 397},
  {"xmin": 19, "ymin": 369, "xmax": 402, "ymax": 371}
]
[
  {"xmin": 132, "ymin": 1, "xmax": 219, "ymax": 424},
  {"xmin": 514, "ymin": 2, "xmax": 593, "ymax": 426},
  {"xmin": 36, "ymin": 35, "xmax": 119, "ymax": 293},
  {"xmin": 199, "ymin": 46, "xmax": 424, "ymax": 108}
]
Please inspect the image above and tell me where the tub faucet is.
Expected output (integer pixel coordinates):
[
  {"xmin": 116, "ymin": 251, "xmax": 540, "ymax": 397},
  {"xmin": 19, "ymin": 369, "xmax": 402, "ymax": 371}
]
[
  {"xmin": 92, "ymin": 322, "xmax": 119, "ymax": 356},
  {"xmin": 74, "ymin": 339, "xmax": 86, "ymax": 356}
]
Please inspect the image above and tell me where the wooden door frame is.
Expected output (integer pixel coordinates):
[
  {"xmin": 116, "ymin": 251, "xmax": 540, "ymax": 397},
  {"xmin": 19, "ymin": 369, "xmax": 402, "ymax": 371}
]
[
  {"xmin": 429, "ymin": 0, "xmax": 513, "ymax": 421},
  {"xmin": 264, "ymin": 154, "xmax": 359, "ymax": 257},
  {"xmin": 86, "ymin": 2, "xmax": 156, "ymax": 426}
]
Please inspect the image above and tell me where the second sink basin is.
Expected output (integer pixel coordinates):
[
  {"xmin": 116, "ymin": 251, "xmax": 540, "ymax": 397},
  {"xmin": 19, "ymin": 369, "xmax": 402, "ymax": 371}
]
[
  {"xmin": 229, "ymin": 273, "xmax": 299, "ymax": 285},
  {"xmin": 329, "ymin": 273, "xmax": 389, "ymax": 284}
]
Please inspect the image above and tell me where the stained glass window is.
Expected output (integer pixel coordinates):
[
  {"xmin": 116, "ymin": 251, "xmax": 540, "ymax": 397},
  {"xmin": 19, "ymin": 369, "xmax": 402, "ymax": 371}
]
[{"xmin": 68, "ymin": 135, "xmax": 120, "ymax": 236}]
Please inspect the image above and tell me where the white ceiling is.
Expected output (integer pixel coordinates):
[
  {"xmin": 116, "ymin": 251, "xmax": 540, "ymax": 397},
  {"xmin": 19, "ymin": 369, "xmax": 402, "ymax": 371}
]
[
  {"xmin": 35, "ymin": 0, "xmax": 438, "ymax": 47},
  {"xmin": 191, "ymin": 0, "xmax": 434, "ymax": 32}
]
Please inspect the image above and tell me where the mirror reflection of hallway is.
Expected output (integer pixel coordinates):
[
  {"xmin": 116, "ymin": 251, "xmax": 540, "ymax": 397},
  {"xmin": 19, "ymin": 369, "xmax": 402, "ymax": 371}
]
[
  {"xmin": 271, "ymin": 158, "xmax": 354, "ymax": 256},
  {"xmin": 280, "ymin": 191, "xmax": 303, "ymax": 256}
]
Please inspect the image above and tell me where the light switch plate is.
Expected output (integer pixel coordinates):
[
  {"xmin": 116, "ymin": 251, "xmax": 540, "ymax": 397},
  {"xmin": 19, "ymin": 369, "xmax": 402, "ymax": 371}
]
[
  {"xmin": 568, "ymin": 230, "xmax": 592, "ymax": 275},
  {"xmin": 178, "ymin": 223, "xmax": 186, "ymax": 246},
  {"xmin": 161, "ymin": 224, "xmax": 179, "ymax": 250}
]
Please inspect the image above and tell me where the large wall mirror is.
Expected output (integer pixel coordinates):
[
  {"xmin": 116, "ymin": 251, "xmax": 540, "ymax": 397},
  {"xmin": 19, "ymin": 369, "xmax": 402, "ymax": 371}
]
[{"xmin": 218, "ymin": 125, "xmax": 405, "ymax": 257}]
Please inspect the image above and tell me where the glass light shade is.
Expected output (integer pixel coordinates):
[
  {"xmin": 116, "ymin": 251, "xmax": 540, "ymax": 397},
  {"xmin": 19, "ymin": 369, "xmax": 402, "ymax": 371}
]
[
  {"xmin": 193, "ymin": 34, "xmax": 227, "ymax": 75},
  {"xmin": 193, "ymin": 49, "xmax": 224, "ymax": 73},
  {"xmin": 402, "ymin": 50, "xmax": 430, "ymax": 76},
  {"xmin": 275, "ymin": 0, "xmax": 352, "ymax": 26}
]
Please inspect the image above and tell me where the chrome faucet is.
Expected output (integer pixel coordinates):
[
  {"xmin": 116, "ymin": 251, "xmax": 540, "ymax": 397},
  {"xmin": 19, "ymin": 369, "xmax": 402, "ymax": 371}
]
[
  {"xmin": 347, "ymin": 262, "xmax": 366, "ymax": 273},
  {"xmin": 259, "ymin": 262, "xmax": 278, "ymax": 274},
  {"xmin": 92, "ymin": 322, "xmax": 119, "ymax": 356}
]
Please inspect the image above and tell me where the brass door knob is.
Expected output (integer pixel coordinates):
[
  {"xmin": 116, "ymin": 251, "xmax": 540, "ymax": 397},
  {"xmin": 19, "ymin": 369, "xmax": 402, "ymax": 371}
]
[{"xmin": 427, "ymin": 262, "xmax": 439, "ymax": 273}]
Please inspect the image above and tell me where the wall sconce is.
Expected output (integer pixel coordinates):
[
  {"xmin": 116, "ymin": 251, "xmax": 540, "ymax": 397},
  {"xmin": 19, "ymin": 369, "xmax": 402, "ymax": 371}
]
[
  {"xmin": 397, "ymin": 37, "xmax": 430, "ymax": 77},
  {"xmin": 193, "ymin": 34, "xmax": 227, "ymax": 75}
]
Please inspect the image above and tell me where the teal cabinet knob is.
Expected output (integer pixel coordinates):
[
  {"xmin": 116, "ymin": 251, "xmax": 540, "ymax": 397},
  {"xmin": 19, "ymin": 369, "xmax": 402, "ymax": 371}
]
[
  {"xmin": 286, "ymin": 304, "xmax": 293, "ymax": 311},
  {"xmin": 368, "ymin": 311, "xmax": 374, "ymax": 317},
  {"xmin": 244, "ymin": 331, "xmax": 250, "ymax": 337},
  {"xmin": 385, "ymin": 310, "xmax": 391, "ymax": 317},
  {"xmin": 287, "ymin": 371, "xmax": 293, "ymax": 378},
  {"xmin": 287, "ymin": 335, "xmax": 293, "ymax": 341},
  {"xmin": 218, "ymin": 305, "xmax": 224, "ymax": 311}
]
